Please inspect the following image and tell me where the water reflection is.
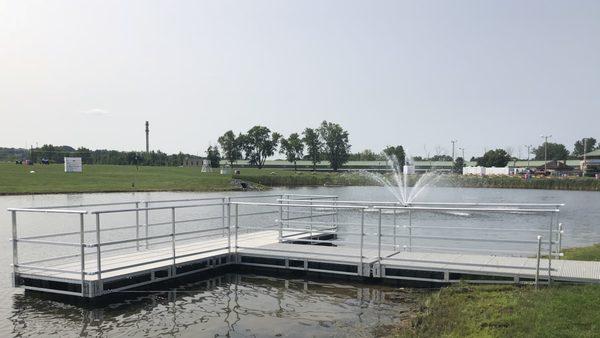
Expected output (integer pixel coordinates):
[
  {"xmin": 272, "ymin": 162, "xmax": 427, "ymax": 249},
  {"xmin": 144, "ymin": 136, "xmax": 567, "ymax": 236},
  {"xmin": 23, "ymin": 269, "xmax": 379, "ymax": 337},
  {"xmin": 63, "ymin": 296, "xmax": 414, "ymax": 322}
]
[{"xmin": 10, "ymin": 273, "xmax": 418, "ymax": 337}]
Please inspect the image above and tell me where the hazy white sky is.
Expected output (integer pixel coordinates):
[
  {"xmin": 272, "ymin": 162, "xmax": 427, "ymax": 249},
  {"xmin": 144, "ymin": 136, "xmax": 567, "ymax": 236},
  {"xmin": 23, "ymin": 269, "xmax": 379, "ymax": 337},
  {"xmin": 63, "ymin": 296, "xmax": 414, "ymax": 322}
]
[{"xmin": 1, "ymin": 0, "xmax": 598, "ymax": 159}]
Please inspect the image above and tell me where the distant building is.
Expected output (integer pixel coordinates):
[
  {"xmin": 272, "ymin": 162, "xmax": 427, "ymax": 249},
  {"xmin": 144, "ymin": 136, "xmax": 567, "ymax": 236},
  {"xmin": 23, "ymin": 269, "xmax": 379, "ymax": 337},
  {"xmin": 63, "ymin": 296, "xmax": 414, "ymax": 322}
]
[
  {"xmin": 462, "ymin": 166, "xmax": 511, "ymax": 176},
  {"xmin": 581, "ymin": 149, "xmax": 600, "ymax": 175},
  {"xmin": 536, "ymin": 160, "xmax": 574, "ymax": 175}
]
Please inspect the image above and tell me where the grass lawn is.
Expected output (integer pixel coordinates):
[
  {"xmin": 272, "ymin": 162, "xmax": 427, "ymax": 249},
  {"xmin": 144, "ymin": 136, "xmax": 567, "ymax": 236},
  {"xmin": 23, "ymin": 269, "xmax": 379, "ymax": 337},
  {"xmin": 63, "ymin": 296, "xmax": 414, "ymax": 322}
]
[
  {"xmin": 0, "ymin": 163, "xmax": 362, "ymax": 194},
  {"xmin": 395, "ymin": 244, "xmax": 600, "ymax": 337},
  {"xmin": 0, "ymin": 163, "xmax": 239, "ymax": 194}
]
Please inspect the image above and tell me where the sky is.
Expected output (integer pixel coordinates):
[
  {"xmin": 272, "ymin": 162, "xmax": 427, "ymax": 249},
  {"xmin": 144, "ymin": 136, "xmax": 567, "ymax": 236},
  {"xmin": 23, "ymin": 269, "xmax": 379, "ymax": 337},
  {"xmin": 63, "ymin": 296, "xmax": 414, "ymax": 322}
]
[{"xmin": 1, "ymin": 0, "xmax": 599, "ymax": 160}]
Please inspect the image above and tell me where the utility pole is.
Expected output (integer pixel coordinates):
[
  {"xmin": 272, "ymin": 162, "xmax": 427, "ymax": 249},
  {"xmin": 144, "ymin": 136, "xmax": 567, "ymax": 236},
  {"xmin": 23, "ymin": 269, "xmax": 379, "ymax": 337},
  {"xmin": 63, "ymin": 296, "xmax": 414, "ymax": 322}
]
[
  {"xmin": 540, "ymin": 135, "xmax": 552, "ymax": 172},
  {"xmin": 451, "ymin": 140, "xmax": 457, "ymax": 161},
  {"xmin": 583, "ymin": 138, "xmax": 588, "ymax": 176},
  {"xmin": 524, "ymin": 145, "xmax": 532, "ymax": 170},
  {"xmin": 145, "ymin": 121, "xmax": 150, "ymax": 153}
]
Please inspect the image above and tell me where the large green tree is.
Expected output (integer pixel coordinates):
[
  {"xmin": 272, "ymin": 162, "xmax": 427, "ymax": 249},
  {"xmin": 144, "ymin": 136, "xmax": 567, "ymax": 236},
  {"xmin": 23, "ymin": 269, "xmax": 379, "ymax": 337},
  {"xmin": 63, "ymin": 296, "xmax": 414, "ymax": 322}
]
[
  {"xmin": 280, "ymin": 133, "xmax": 304, "ymax": 171},
  {"xmin": 476, "ymin": 149, "xmax": 511, "ymax": 167},
  {"xmin": 206, "ymin": 145, "xmax": 221, "ymax": 168},
  {"xmin": 453, "ymin": 157, "xmax": 465, "ymax": 173},
  {"xmin": 241, "ymin": 126, "xmax": 281, "ymax": 169},
  {"xmin": 302, "ymin": 127, "xmax": 322, "ymax": 171},
  {"xmin": 218, "ymin": 130, "xmax": 243, "ymax": 167},
  {"xmin": 573, "ymin": 137, "xmax": 597, "ymax": 156},
  {"xmin": 382, "ymin": 145, "xmax": 406, "ymax": 167},
  {"xmin": 533, "ymin": 142, "xmax": 569, "ymax": 161},
  {"xmin": 318, "ymin": 121, "xmax": 351, "ymax": 171}
]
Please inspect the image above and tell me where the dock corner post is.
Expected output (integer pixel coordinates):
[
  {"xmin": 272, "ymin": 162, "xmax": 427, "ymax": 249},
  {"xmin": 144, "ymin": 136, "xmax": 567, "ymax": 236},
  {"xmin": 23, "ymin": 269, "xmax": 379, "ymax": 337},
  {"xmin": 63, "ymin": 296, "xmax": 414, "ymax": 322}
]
[
  {"xmin": 227, "ymin": 198, "xmax": 231, "ymax": 255},
  {"xmin": 360, "ymin": 208, "xmax": 365, "ymax": 276},
  {"xmin": 95, "ymin": 213, "xmax": 102, "ymax": 289},
  {"xmin": 377, "ymin": 209, "xmax": 382, "ymax": 262},
  {"xmin": 144, "ymin": 201, "xmax": 149, "ymax": 249},
  {"xmin": 80, "ymin": 213, "xmax": 86, "ymax": 297},
  {"xmin": 535, "ymin": 235, "xmax": 542, "ymax": 290},
  {"xmin": 11, "ymin": 210, "xmax": 18, "ymax": 281},
  {"xmin": 235, "ymin": 204, "xmax": 239, "ymax": 253},
  {"xmin": 171, "ymin": 207, "xmax": 176, "ymax": 275},
  {"xmin": 135, "ymin": 202, "xmax": 140, "ymax": 251}
]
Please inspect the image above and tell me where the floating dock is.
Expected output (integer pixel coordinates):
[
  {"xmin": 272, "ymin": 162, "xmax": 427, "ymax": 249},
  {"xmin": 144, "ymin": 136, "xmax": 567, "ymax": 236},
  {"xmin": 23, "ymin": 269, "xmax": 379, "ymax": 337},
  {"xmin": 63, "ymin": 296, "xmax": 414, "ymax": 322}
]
[{"xmin": 8, "ymin": 194, "xmax": 600, "ymax": 298}]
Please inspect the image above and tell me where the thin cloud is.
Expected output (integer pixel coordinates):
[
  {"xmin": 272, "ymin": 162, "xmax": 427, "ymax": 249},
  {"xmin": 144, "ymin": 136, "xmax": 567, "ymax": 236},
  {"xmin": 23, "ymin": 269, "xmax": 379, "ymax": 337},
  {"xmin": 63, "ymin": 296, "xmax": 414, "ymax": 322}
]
[{"xmin": 81, "ymin": 109, "xmax": 110, "ymax": 116}]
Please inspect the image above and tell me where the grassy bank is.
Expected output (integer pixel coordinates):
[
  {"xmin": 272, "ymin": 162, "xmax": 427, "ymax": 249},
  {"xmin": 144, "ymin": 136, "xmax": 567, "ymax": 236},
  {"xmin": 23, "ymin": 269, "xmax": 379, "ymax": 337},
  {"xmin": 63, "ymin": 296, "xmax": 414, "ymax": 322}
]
[
  {"xmin": 236, "ymin": 170, "xmax": 371, "ymax": 186},
  {"xmin": 1, "ymin": 163, "xmax": 599, "ymax": 195},
  {"xmin": 453, "ymin": 175, "xmax": 600, "ymax": 192},
  {"xmin": 0, "ymin": 163, "xmax": 240, "ymax": 194},
  {"xmin": 0, "ymin": 163, "xmax": 365, "ymax": 194},
  {"xmin": 397, "ymin": 245, "xmax": 600, "ymax": 337}
]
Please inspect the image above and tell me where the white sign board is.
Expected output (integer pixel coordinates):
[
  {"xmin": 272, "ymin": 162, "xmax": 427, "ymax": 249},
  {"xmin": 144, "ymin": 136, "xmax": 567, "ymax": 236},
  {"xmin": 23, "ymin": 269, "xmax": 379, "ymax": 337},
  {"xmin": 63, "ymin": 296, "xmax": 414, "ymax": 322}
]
[{"xmin": 64, "ymin": 157, "xmax": 83, "ymax": 173}]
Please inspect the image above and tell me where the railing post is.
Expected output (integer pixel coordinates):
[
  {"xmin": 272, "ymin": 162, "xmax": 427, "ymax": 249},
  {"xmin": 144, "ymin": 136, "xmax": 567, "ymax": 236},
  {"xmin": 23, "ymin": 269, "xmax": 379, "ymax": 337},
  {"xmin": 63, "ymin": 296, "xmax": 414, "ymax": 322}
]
[
  {"xmin": 284, "ymin": 194, "xmax": 290, "ymax": 228},
  {"xmin": 408, "ymin": 209, "xmax": 413, "ymax": 252},
  {"xmin": 144, "ymin": 201, "xmax": 149, "ymax": 249},
  {"xmin": 11, "ymin": 210, "xmax": 18, "ymax": 279},
  {"xmin": 278, "ymin": 199, "xmax": 283, "ymax": 243},
  {"xmin": 333, "ymin": 197, "xmax": 338, "ymax": 232},
  {"xmin": 80, "ymin": 213, "xmax": 86, "ymax": 297},
  {"xmin": 135, "ymin": 202, "xmax": 140, "ymax": 251},
  {"xmin": 548, "ymin": 213, "xmax": 553, "ymax": 285},
  {"xmin": 171, "ymin": 207, "xmax": 176, "ymax": 275},
  {"xmin": 393, "ymin": 209, "xmax": 397, "ymax": 250},
  {"xmin": 360, "ymin": 208, "xmax": 365, "ymax": 276},
  {"xmin": 557, "ymin": 223, "xmax": 563, "ymax": 259},
  {"xmin": 235, "ymin": 204, "xmax": 239, "ymax": 253},
  {"xmin": 309, "ymin": 198, "xmax": 314, "ymax": 232},
  {"xmin": 95, "ymin": 213, "xmax": 102, "ymax": 285},
  {"xmin": 221, "ymin": 198, "xmax": 226, "ymax": 237},
  {"xmin": 535, "ymin": 235, "xmax": 542, "ymax": 290},
  {"xmin": 227, "ymin": 198, "xmax": 231, "ymax": 255},
  {"xmin": 378, "ymin": 209, "xmax": 382, "ymax": 261}
]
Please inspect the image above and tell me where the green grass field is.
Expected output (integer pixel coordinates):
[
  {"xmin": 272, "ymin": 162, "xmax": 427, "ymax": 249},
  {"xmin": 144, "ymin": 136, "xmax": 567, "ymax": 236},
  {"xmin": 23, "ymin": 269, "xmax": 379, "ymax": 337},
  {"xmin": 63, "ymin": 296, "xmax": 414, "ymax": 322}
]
[
  {"xmin": 395, "ymin": 245, "xmax": 600, "ymax": 337},
  {"xmin": 0, "ymin": 163, "xmax": 368, "ymax": 194},
  {"xmin": 0, "ymin": 163, "xmax": 240, "ymax": 194},
  {"xmin": 1, "ymin": 163, "xmax": 599, "ymax": 195}
]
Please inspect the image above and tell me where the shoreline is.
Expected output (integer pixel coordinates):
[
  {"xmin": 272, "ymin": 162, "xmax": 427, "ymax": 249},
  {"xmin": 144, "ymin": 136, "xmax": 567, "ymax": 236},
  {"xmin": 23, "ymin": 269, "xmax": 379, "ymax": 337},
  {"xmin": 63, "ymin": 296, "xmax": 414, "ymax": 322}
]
[
  {"xmin": 1, "ymin": 163, "xmax": 599, "ymax": 195},
  {"xmin": 393, "ymin": 243, "xmax": 600, "ymax": 337},
  {"xmin": 1, "ymin": 180, "xmax": 599, "ymax": 196}
]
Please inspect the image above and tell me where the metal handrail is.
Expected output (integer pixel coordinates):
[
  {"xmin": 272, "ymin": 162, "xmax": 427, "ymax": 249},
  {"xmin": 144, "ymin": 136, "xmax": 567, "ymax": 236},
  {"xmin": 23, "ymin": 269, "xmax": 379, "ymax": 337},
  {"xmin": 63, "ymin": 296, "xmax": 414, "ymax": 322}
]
[
  {"xmin": 9, "ymin": 192, "xmax": 563, "ymax": 293},
  {"xmin": 374, "ymin": 205, "xmax": 559, "ymax": 213},
  {"xmin": 7, "ymin": 208, "xmax": 87, "ymax": 214},
  {"xmin": 92, "ymin": 202, "xmax": 227, "ymax": 214},
  {"xmin": 278, "ymin": 199, "xmax": 563, "ymax": 208}
]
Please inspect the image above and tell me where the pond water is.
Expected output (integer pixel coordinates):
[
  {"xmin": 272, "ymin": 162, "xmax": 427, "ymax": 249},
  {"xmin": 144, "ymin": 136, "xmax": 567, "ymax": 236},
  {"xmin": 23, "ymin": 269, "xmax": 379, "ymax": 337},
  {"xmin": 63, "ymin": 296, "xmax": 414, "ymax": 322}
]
[{"xmin": 0, "ymin": 186, "xmax": 598, "ymax": 336}]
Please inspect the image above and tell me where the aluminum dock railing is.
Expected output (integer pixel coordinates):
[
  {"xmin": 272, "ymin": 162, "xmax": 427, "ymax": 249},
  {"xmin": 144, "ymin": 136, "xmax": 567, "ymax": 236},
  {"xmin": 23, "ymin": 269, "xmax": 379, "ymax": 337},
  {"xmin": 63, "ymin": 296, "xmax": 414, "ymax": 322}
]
[{"xmin": 7, "ymin": 194, "xmax": 600, "ymax": 298}]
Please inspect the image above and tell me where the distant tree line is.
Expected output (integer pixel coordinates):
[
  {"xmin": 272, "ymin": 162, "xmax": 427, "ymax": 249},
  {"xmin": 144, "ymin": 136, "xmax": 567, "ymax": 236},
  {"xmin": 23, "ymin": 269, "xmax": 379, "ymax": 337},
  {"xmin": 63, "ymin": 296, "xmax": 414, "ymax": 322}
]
[
  {"xmin": 218, "ymin": 120, "xmax": 354, "ymax": 171},
  {"xmin": 4, "ymin": 144, "xmax": 200, "ymax": 166}
]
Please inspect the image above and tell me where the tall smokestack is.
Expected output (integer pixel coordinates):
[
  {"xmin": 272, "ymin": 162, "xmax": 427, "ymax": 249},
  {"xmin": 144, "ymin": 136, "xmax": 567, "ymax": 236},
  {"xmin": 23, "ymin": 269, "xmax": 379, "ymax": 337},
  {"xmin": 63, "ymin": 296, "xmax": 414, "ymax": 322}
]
[{"xmin": 145, "ymin": 121, "xmax": 149, "ymax": 153}]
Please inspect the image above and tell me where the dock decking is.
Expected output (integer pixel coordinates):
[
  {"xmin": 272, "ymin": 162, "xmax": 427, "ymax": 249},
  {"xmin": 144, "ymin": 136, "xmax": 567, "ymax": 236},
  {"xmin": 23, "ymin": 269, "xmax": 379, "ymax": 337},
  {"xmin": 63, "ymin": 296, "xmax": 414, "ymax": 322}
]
[
  {"xmin": 14, "ymin": 230, "xmax": 600, "ymax": 298},
  {"xmin": 9, "ymin": 194, "xmax": 600, "ymax": 298}
]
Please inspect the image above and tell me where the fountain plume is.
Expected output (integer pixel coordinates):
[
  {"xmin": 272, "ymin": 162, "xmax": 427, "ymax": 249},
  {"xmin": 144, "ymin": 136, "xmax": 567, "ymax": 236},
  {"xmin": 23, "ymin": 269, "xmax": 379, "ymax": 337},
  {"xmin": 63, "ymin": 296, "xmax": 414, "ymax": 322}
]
[{"xmin": 360, "ymin": 154, "xmax": 445, "ymax": 205}]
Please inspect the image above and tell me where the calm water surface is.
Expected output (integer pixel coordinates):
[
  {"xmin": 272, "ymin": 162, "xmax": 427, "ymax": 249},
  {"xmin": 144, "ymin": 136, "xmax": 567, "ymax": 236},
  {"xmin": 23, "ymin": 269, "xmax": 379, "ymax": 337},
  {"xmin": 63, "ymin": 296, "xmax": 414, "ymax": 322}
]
[{"xmin": 0, "ymin": 186, "xmax": 598, "ymax": 336}]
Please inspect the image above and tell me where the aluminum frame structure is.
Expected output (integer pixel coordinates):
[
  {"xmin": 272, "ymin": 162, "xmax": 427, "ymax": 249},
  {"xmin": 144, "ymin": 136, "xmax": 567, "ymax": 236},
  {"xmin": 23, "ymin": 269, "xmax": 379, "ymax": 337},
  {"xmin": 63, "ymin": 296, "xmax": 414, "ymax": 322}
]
[{"xmin": 8, "ymin": 193, "xmax": 588, "ymax": 299}]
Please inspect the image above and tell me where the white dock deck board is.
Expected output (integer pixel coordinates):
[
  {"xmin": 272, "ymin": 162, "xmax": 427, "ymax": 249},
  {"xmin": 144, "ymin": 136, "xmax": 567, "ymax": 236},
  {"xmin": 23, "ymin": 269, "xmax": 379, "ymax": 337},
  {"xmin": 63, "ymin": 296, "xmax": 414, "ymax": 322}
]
[{"xmin": 17, "ymin": 230, "xmax": 600, "ymax": 285}]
